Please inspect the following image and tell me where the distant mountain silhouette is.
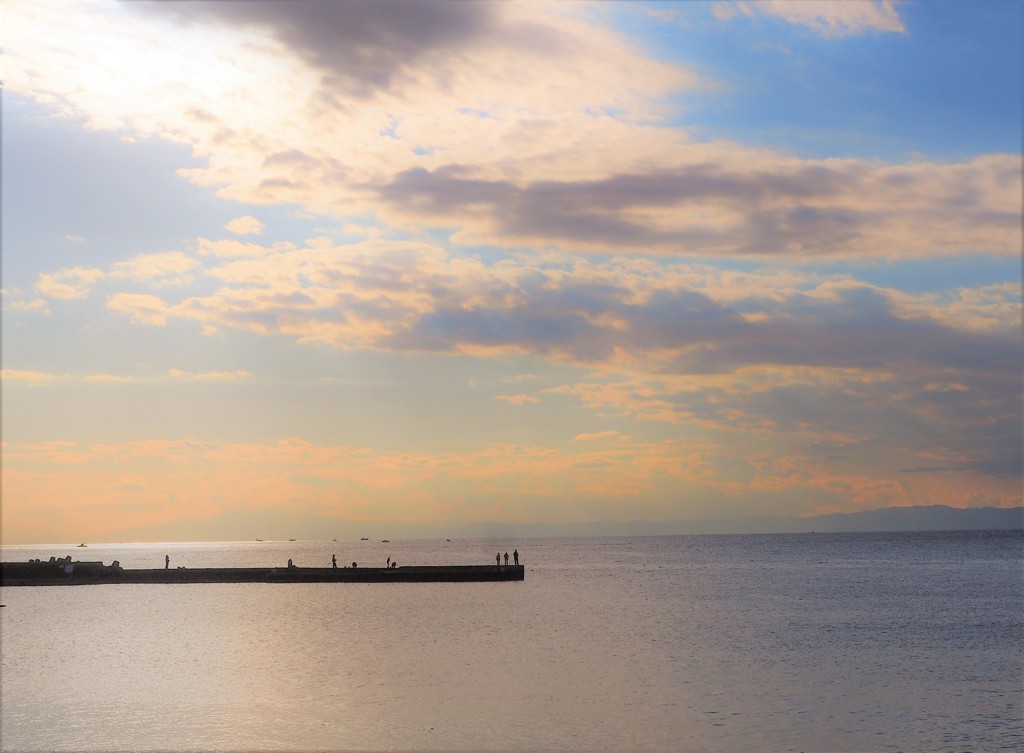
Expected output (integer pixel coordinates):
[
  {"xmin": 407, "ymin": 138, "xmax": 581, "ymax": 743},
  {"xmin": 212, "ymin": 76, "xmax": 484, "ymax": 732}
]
[
  {"xmin": 784, "ymin": 504, "xmax": 1023, "ymax": 533},
  {"xmin": 105, "ymin": 504, "xmax": 1022, "ymax": 543}
]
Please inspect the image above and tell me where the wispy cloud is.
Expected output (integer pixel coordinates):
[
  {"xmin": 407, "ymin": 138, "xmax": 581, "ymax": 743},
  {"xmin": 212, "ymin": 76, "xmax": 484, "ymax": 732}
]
[
  {"xmin": 106, "ymin": 293, "xmax": 169, "ymax": 326},
  {"xmin": 712, "ymin": 1, "xmax": 906, "ymax": 37},
  {"xmin": 496, "ymin": 394, "xmax": 541, "ymax": 406},
  {"xmin": 573, "ymin": 431, "xmax": 624, "ymax": 443},
  {"xmin": 167, "ymin": 369, "xmax": 252, "ymax": 381},
  {"xmin": 81, "ymin": 374, "xmax": 133, "ymax": 383},
  {"xmin": 1, "ymin": 369, "xmax": 59, "ymax": 384},
  {"xmin": 109, "ymin": 251, "xmax": 196, "ymax": 287},
  {"xmin": 5, "ymin": 297, "xmax": 51, "ymax": 314}
]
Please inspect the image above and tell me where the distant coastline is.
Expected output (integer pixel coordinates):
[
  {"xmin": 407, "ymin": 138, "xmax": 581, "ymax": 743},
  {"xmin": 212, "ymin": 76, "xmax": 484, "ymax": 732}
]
[{"xmin": 3, "ymin": 504, "xmax": 1019, "ymax": 546}]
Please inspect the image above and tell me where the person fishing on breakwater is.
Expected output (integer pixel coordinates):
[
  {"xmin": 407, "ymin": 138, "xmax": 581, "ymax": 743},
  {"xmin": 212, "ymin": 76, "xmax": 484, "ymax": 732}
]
[
  {"xmin": 332, "ymin": 554, "xmax": 337, "ymax": 569},
  {"xmin": 165, "ymin": 554, "xmax": 169, "ymax": 570},
  {"xmin": 513, "ymin": 549, "xmax": 519, "ymax": 566}
]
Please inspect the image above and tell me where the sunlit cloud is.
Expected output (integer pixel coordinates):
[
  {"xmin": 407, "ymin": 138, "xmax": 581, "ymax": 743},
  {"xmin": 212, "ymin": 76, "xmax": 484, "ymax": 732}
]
[
  {"xmin": 98, "ymin": 239, "xmax": 1019, "ymax": 374},
  {"xmin": 7, "ymin": 0, "xmax": 1010, "ymax": 260},
  {"xmin": 1, "ymin": 369, "xmax": 59, "ymax": 384},
  {"xmin": 2, "ymin": 0, "xmax": 1019, "ymax": 545},
  {"xmin": 82, "ymin": 374, "xmax": 135, "ymax": 383},
  {"xmin": 496, "ymin": 394, "xmax": 541, "ymax": 406},
  {"xmin": 573, "ymin": 431, "xmax": 624, "ymax": 442},
  {"xmin": 84, "ymin": 235, "xmax": 1019, "ymax": 488},
  {"xmin": 167, "ymin": 369, "xmax": 253, "ymax": 381},
  {"xmin": 109, "ymin": 251, "xmax": 197, "ymax": 287},
  {"xmin": 712, "ymin": 0, "xmax": 906, "ymax": 37},
  {"xmin": 106, "ymin": 292, "xmax": 169, "ymax": 326},
  {"xmin": 35, "ymin": 267, "xmax": 104, "ymax": 300},
  {"xmin": 225, "ymin": 215, "xmax": 265, "ymax": 235},
  {"xmin": 5, "ymin": 297, "xmax": 51, "ymax": 314},
  {"xmin": 195, "ymin": 237, "xmax": 276, "ymax": 258}
]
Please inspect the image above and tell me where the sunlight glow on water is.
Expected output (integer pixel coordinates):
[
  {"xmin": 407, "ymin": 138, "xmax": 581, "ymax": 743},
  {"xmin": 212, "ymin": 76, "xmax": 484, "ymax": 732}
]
[{"xmin": 2, "ymin": 532, "xmax": 1022, "ymax": 751}]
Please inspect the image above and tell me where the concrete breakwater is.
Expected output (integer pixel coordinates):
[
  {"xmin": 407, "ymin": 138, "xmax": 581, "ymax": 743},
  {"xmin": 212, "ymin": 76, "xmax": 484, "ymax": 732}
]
[{"xmin": 1, "ymin": 558, "xmax": 525, "ymax": 586}]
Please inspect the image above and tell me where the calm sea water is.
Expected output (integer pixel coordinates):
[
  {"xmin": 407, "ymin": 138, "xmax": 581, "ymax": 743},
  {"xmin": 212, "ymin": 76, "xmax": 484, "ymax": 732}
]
[{"xmin": 1, "ymin": 531, "xmax": 1021, "ymax": 752}]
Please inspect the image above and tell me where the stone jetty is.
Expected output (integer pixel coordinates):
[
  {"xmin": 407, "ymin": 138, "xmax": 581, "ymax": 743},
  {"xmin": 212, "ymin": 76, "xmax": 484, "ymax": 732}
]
[{"xmin": 1, "ymin": 557, "xmax": 525, "ymax": 586}]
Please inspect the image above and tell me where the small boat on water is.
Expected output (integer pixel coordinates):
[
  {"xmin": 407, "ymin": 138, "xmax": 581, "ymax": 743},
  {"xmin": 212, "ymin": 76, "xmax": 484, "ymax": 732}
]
[
  {"xmin": 360, "ymin": 537, "xmax": 369, "ymax": 541},
  {"xmin": 77, "ymin": 543, "xmax": 87, "ymax": 547},
  {"xmin": 381, "ymin": 539, "xmax": 390, "ymax": 543}
]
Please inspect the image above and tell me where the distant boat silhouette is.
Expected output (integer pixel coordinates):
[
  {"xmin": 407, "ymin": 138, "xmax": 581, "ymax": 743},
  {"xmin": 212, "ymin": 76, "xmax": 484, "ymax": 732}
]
[
  {"xmin": 256, "ymin": 539, "xmax": 263, "ymax": 542},
  {"xmin": 289, "ymin": 538, "xmax": 296, "ymax": 542},
  {"xmin": 381, "ymin": 539, "xmax": 390, "ymax": 543},
  {"xmin": 77, "ymin": 543, "xmax": 87, "ymax": 547},
  {"xmin": 360, "ymin": 537, "xmax": 369, "ymax": 541}
]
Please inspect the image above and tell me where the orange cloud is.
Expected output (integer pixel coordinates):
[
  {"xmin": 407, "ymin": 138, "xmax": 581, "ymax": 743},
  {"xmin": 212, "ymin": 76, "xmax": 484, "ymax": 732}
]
[
  {"xmin": 1, "ymin": 369, "xmax": 59, "ymax": 384},
  {"xmin": 496, "ymin": 394, "xmax": 541, "ymax": 406}
]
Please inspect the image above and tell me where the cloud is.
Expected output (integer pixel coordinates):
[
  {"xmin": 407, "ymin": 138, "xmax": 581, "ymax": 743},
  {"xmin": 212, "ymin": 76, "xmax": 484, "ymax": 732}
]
[
  {"xmin": 167, "ymin": 369, "xmax": 252, "ymax": 381},
  {"xmin": 106, "ymin": 293, "xmax": 170, "ymax": 326},
  {"xmin": 34, "ymin": 267, "xmax": 104, "ymax": 300},
  {"xmin": 5, "ymin": 2, "xmax": 1014, "ymax": 260},
  {"xmin": 83, "ymin": 374, "xmax": 135, "ymax": 383},
  {"xmin": 374, "ymin": 155, "xmax": 1020, "ymax": 258},
  {"xmin": 496, "ymin": 394, "xmax": 541, "ymax": 406},
  {"xmin": 96, "ymin": 238, "xmax": 1020, "ymax": 378},
  {"xmin": 5, "ymin": 298, "xmax": 51, "ymax": 314},
  {"xmin": 713, "ymin": 1, "xmax": 906, "ymax": 37},
  {"xmin": 154, "ymin": 0, "xmax": 501, "ymax": 99},
  {"xmin": 145, "ymin": 0, "xmax": 695, "ymax": 103},
  {"xmin": 1, "ymin": 369, "xmax": 59, "ymax": 384},
  {"xmin": 225, "ymin": 215, "xmax": 265, "ymax": 236},
  {"xmin": 109, "ymin": 251, "xmax": 197, "ymax": 287},
  {"xmin": 85, "ymin": 234, "xmax": 1017, "ymax": 485},
  {"xmin": 573, "ymin": 431, "xmax": 623, "ymax": 442},
  {"xmin": 196, "ymin": 238, "xmax": 275, "ymax": 258}
]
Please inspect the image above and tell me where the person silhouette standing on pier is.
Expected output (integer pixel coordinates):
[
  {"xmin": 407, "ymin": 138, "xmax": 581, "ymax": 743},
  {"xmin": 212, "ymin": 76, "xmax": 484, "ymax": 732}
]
[
  {"xmin": 496, "ymin": 552, "xmax": 501, "ymax": 567},
  {"xmin": 504, "ymin": 552, "xmax": 509, "ymax": 566},
  {"xmin": 332, "ymin": 554, "xmax": 337, "ymax": 569},
  {"xmin": 513, "ymin": 549, "xmax": 519, "ymax": 566},
  {"xmin": 165, "ymin": 554, "xmax": 169, "ymax": 570}
]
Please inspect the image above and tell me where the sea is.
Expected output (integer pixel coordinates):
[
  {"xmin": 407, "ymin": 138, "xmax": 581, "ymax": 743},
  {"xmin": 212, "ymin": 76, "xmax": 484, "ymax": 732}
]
[{"xmin": 1, "ymin": 531, "xmax": 1021, "ymax": 752}]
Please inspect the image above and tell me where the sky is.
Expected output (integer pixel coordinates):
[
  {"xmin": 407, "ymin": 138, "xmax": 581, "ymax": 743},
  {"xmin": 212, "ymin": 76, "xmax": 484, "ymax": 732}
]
[{"xmin": 1, "ymin": 0, "xmax": 1021, "ymax": 544}]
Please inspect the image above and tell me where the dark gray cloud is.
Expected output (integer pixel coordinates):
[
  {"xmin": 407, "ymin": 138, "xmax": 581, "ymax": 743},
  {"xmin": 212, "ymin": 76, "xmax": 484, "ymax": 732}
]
[
  {"xmin": 383, "ymin": 272, "xmax": 1019, "ymax": 479},
  {"xmin": 142, "ymin": 1, "xmax": 501, "ymax": 97},
  {"xmin": 380, "ymin": 274, "xmax": 1018, "ymax": 382},
  {"xmin": 374, "ymin": 160, "xmax": 1017, "ymax": 256},
  {"xmin": 374, "ymin": 164, "xmax": 871, "ymax": 254}
]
